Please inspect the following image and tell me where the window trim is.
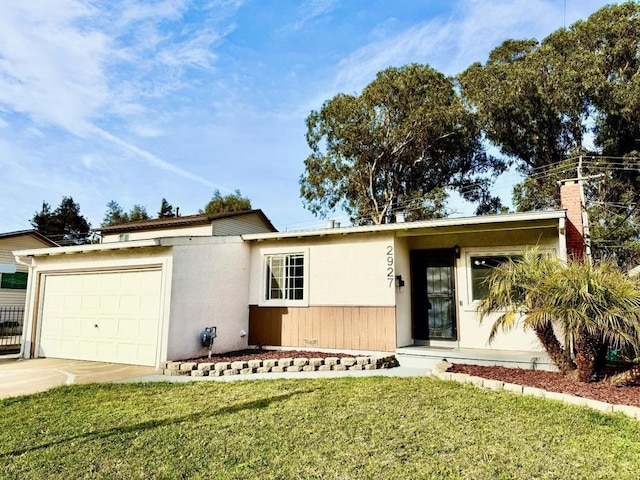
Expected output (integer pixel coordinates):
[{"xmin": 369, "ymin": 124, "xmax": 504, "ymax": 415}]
[{"xmin": 259, "ymin": 248, "xmax": 309, "ymax": 307}]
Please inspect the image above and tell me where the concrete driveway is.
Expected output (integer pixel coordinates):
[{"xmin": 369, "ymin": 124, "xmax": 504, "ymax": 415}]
[{"xmin": 0, "ymin": 356, "xmax": 156, "ymax": 399}]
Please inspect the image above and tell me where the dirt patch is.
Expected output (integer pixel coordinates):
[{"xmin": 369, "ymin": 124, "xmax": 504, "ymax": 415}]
[
  {"xmin": 451, "ymin": 364, "xmax": 640, "ymax": 407},
  {"xmin": 182, "ymin": 349, "xmax": 357, "ymax": 365}
]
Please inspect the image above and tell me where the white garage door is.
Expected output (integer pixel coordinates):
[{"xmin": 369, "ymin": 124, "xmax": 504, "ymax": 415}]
[{"xmin": 39, "ymin": 269, "xmax": 163, "ymax": 366}]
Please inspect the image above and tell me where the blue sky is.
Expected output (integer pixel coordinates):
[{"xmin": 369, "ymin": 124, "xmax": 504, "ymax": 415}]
[{"xmin": 0, "ymin": 0, "xmax": 616, "ymax": 233}]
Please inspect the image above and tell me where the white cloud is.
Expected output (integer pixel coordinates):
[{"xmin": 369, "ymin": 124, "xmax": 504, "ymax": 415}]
[
  {"xmin": 88, "ymin": 126, "xmax": 224, "ymax": 190},
  {"xmin": 0, "ymin": 0, "xmax": 111, "ymax": 133},
  {"xmin": 277, "ymin": 0, "xmax": 336, "ymax": 35},
  {"xmin": 80, "ymin": 154, "xmax": 96, "ymax": 169},
  {"xmin": 157, "ymin": 31, "xmax": 222, "ymax": 70},
  {"xmin": 130, "ymin": 124, "xmax": 164, "ymax": 139},
  {"xmin": 0, "ymin": 0, "xmax": 242, "ymax": 189}
]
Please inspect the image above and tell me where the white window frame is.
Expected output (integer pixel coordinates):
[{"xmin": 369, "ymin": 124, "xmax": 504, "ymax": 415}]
[{"xmin": 259, "ymin": 248, "xmax": 309, "ymax": 307}]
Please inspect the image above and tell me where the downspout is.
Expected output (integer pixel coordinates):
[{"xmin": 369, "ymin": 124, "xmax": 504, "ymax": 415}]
[
  {"xmin": 14, "ymin": 254, "xmax": 36, "ymax": 359},
  {"xmin": 557, "ymin": 216, "xmax": 568, "ymax": 264}
]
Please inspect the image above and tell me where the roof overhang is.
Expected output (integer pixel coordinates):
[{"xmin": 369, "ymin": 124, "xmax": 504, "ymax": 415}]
[
  {"xmin": 13, "ymin": 239, "xmax": 161, "ymax": 258},
  {"xmin": 242, "ymin": 211, "xmax": 566, "ymax": 241}
]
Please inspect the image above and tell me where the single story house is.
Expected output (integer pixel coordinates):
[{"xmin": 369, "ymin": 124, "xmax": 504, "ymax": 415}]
[{"xmin": 14, "ymin": 188, "xmax": 583, "ymax": 368}]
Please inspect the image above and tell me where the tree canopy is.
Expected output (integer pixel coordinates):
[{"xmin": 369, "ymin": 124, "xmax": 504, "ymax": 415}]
[
  {"xmin": 458, "ymin": 2, "xmax": 640, "ymax": 266},
  {"xmin": 31, "ymin": 197, "xmax": 91, "ymax": 245},
  {"xmin": 102, "ymin": 201, "xmax": 150, "ymax": 227},
  {"xmin": 201, "ymin": 190, "xmax": 252, "ymax": 215},
  {"xmin": 300, "ymin": 64, "xmax": 505, "ymax": 225},
  {"xmin": 158, "ymin": 198, "xmax": 175, "ymax": 218}
]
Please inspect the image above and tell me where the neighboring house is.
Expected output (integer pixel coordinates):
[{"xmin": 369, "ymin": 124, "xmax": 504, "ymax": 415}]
[
  {"xmin": 0, "ymin": 230, "xmax": 57, "ymax": 308},
  {"xmin": 13, "ymin": 193, "xmax": 583, "ymax": 368},
  {"xmin": 96, "ymin": 210, "xmax": 276, "ymax": 243}
]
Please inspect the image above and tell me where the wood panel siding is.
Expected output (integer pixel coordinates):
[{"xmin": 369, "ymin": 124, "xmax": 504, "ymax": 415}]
[{"xmin": 249, "ymin": 305, "xmax": 396, "ymax": 352}]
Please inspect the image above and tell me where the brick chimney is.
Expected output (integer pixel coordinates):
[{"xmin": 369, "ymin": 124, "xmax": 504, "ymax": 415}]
[{"xmin": 560, "ymin": 180, "xmax": 585, "ymax": 260}]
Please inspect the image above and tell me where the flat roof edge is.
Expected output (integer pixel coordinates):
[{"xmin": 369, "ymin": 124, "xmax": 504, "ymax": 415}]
[{"xmin": 243, "ymin": 211, "xmax": 565, "ymax": 241}]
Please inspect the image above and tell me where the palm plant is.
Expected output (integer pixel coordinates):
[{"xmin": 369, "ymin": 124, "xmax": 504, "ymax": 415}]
[
  {"xmin": 547, "ymin": 260, "xmax": 640, "ymax": 384},
  {"xmin": 477, "ymin": 249, "xmax": 576, "ymax": 375},
  {"xmin": 479, "ymin": 248, "xmax": 640, "ymax": 384}
]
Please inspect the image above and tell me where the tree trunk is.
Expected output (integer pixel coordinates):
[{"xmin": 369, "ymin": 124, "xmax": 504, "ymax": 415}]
[
  {"xmin": 574, "ymin": 330, "xmax": 601, "ymax": 383},
  {"xmin": 608, "ymin": 364, "xmax": 640, "ymax": 387},
  {"xmin": 534, "ymin": 321, "xmax": 576, "ymax": 375}
]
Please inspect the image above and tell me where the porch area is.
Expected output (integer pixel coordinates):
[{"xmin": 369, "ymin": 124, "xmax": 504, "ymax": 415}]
[{"xmin": 396, "ymin": 345, "xmax": 556, "ymax": 372}]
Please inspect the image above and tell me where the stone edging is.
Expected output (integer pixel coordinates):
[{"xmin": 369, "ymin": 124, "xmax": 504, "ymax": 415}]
[
  {"xmin": 430, "ymin": 369, "xmax": 640, "ymax": 421},
  {"xmin": 161, "ymin": 355, "xmax": 399, "ymax": 377}
]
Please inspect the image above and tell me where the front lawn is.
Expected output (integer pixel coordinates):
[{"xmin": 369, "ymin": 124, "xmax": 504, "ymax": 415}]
[{"xmin": 2, "ymin": 377, "xmax": 639, "ymax": 479}]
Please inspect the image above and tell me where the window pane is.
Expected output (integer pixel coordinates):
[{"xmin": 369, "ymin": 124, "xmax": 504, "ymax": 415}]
[
  {"xmin": 265, "ymin": 253, "xmax": 304, "ymax": 301},
  {"xmin": 471, "ymin": 256, "xmax": 511, "ymax": 301},
  {"xmin": 1, "ymin": 272, "xmax": 28, "ymax": 290},
  {"xmin": 266, "ymin": 257, "xmax": 284, "ymax": 300}
]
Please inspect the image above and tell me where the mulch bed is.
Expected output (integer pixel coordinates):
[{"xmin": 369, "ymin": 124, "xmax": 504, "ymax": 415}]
[
  {"xmin": 452, "ymin": 364, "xmax": 640, "ymax": 408},
  {"xmin": 184, "ymin": 349, "xmax": 356, "ymax": 365},
  {"xmin": 183, "ymin": 349, "xmax": 640, "ymax": 407}
]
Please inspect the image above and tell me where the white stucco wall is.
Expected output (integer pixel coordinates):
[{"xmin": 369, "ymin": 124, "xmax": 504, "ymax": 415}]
[
  {"xmin": 166, "ymin": 237, "xmax": 251, "ymax": 360},
  {"xmin": 393, "ymin": 236, "xmax": 412, "ymax": 347},
  {"xmin": 455, "ymin": 244, "xmax": 558, "ymax": 352},
  {"xmin": 248, "ymin": 233, "xmax": 397, "ymax": 307}
]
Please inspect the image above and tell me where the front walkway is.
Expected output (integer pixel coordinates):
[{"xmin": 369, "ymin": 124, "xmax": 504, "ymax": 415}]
[{"xmin": 396, "ymin": 345, "xmax": 555, "ymax": 371}]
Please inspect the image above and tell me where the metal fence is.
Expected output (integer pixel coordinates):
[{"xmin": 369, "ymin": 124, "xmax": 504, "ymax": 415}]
[{"xmin": 0, "ymin": 306, "xmax": 24, "ymax": 354}]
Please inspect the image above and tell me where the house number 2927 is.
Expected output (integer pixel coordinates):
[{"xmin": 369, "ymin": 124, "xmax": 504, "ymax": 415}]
[{"xmin": 386, "ymin": 245, "xmax": 394, "ymax": 287}]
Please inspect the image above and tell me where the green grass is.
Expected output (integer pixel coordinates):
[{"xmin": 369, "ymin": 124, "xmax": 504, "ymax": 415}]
[{"xmin": 1, "ymin": 377, "xmax": 639, "ymax": 479}]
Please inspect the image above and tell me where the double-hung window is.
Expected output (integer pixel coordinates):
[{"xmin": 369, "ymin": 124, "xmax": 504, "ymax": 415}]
[
  {"xmin": 264, "ymin": 253, "xmax": 305, "ymax": 304},
  {"xmin": 265, "ymin": 253, "xmax": 304, "ymax": 301}
]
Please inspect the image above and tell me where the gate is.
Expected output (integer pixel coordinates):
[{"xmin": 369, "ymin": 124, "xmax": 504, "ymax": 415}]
[{"xmin": 0, "ymin": 306, "xmax": 24, "ymax": 354}]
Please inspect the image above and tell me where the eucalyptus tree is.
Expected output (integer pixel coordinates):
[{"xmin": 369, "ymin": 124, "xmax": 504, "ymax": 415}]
[
  {"xmin": 300, "ymin": 64, "xmax": 505, "ymax": 225},
  {"xmin": 459, "ymin": 2, "xmax": 640, "ymax": 266},
  {"xmin": 458, "ymin": 32, "xmax": 589, "ymax": 212}
]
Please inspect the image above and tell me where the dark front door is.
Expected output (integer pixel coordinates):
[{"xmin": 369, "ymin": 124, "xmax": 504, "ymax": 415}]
[{"xmin": 411, "ymin": 250, "xmax": 457, "ymax": 341}]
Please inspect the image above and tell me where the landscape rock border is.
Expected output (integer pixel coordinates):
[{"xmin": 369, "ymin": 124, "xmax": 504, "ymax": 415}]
[
  {"xmin": 161, "ymin": 355, "xmax": 399, "ymax": 377},
  {"xmin": 430, "ymin": 369, "xmax": 640, "ymax": 421}
]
